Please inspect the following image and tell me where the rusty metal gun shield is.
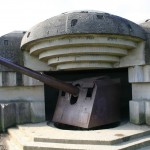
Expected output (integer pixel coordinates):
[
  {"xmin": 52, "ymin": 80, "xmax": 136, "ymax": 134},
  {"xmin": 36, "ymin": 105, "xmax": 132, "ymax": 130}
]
[{"xmin": 52, "ymin": 76, "xmax": 120, "ymax": 129}]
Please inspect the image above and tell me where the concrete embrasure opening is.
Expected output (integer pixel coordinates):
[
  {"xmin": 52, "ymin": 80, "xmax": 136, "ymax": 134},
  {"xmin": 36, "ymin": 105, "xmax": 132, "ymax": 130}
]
[{"xmin": 44, "ymin": 68, "xmax": 132, "ymax": 130}]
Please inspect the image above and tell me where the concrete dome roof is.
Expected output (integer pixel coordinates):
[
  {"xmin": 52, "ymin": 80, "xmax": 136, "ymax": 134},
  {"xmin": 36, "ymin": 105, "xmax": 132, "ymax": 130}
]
[
  {"xmin": 20, "ymin": 11, "xmax": 147, "ymax": 71},
  {"xmin": 21, "ymin": 10, "xmax": 146, "ymax": 49}
]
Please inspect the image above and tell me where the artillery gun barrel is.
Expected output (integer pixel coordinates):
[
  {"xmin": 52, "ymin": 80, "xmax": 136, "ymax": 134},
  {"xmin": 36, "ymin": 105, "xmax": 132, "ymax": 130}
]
[{"xmin": 0, "ymin": 56, "xmax": 79, "ymax": 96}]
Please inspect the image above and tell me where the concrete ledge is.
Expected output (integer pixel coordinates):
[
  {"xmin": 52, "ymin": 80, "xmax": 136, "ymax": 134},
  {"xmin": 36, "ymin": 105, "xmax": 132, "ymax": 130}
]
[
  {"xmin": 129, "ymin": 100, "xmax": 145, "ymax": 124},
  {"xmin": 0, "ymin": 86, "xmax": 44, "ymax": 101}
]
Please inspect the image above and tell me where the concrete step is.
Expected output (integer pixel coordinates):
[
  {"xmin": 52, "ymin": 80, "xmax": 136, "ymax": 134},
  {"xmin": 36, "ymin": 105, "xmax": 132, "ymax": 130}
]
[
  {"xmin": 116, "ymin": 135, "xmax": 150, "ymax": 149},
  {"xmin": 5, "ymin": 122, "xmax": 150, "ymax": 150},
  {"xmin": 18, "ymin": 122, "xmax": 150, "ymax": 145},
  {"xmin": 5, "ymin": 135, "xmax": 21, "ymax": 150},
  {"xmin": 32, "ymin": 129, "xmax": 150, "ymax": 145},
  {"xmin": 7, "ymin": 128, "xmax": 114, "ymax": 150}
]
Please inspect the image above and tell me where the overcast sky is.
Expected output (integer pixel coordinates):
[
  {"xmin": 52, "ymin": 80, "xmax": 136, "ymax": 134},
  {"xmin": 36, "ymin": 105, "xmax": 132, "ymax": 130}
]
[{"xmin": 0, "ymin": 0, "xmax": 149, "ymax": 36}]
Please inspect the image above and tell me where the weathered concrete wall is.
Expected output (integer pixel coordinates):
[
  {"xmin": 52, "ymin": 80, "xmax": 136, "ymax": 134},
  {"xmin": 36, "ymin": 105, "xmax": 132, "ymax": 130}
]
[
  {"xmin": 129, "ymin": 65, "xmax": 150, "ymax": 125},
  {"xmin": 128, "ymin": 21, "xmax": 150, "ymax": 126},
  {"xmin": 0, "ymin": 32, "xmax": 46, "ymax": 132},
  {"xmin": 0, "ymin": 84, "xmax": 45, "ymax": 132},
  {"xmin": 0, "ymin": 31, "xmax": 25, "ymax": 71}
]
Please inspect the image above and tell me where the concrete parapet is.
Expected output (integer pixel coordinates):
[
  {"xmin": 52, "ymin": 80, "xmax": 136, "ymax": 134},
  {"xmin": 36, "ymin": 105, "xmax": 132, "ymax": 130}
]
[{"xmin": 129, "ymin": 100, "xmax": 145, "ymax": 124}]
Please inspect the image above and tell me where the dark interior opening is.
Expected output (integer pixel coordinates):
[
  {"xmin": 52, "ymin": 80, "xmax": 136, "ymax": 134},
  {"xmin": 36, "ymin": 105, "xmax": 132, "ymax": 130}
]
[
  {"xmin": 44, "ymin": 68, "xmax": 132, "ymax": 122},
  {"xmin": 86, "ymin": 87, "xmax": 94, "ymax": 98},
  {"xmin": 70, "ymin": 95, "xmax": 78, "ymax": 105}
]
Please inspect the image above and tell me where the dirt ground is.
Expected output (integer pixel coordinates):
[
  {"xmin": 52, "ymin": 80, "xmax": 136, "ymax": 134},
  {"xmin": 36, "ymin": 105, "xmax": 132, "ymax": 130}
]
[{"xmin": 0, "ymin": 134, "xmax": 7, "ymax": 150}]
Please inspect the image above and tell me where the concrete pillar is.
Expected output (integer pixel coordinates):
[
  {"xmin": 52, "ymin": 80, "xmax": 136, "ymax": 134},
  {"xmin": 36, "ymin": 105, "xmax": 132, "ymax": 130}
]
[
  {"xmin": 128, "ymin": 65, "xmax": 150, "ymax": 125},
  {"xmin": 129, "ymin": 100, "xmax": 145, "ymax": 124},
  {"xmin": 145, "ymin": 101, "xmax": 150, "ymax": 125}
]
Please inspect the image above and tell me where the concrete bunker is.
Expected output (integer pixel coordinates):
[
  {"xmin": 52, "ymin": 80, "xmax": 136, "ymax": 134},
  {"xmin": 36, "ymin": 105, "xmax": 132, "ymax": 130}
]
[{"xmin": 0, "ymin": 10, "xmax": 150, "ymax": 131}]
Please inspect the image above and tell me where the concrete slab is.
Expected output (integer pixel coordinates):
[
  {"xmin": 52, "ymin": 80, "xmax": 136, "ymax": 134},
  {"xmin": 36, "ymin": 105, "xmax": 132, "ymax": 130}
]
[
  {"xmin": 18, "ymin": 121, "xmax": 150, "ymax": 145},
  {"xmin": 6, "ymin": 121, "xmax": 150, "ymax": 150},
  {"xmin": 7, "ymin": 128, "xmax": 115, "ymax": 150},
  {"xmin": 5, "ymin": 136, "xmax": 21, "ymax": 150}
]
